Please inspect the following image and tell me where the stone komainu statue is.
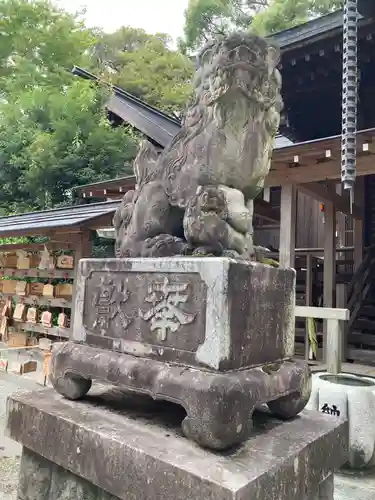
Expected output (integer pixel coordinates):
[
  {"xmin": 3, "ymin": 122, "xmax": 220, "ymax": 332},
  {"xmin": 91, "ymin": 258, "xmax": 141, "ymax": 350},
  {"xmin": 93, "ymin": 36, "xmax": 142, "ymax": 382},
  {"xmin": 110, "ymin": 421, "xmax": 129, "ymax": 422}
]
[{"xmin": 113, "ymin": 32, "xmax": 282, "ymax": 259}]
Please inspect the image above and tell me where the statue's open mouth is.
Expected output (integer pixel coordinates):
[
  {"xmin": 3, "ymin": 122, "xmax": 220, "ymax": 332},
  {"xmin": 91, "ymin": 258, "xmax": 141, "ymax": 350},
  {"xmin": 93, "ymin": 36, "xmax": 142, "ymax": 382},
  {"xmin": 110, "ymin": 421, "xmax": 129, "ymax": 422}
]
[{"xmin": 222, "ymin": 61, "xmax": 255, "ymax": 72}]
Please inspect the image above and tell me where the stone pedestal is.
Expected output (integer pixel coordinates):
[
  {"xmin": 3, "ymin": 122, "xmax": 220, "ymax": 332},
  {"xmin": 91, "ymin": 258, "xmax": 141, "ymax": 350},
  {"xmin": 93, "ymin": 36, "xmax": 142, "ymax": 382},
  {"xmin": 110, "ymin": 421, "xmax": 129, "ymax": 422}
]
[
  {"xmin": 7, "ymin": 387, "xmax": 347, "ymax": 500},
  {"xmin": 50, "ymin": 257, "xmax": 311, "ymax": 450}
]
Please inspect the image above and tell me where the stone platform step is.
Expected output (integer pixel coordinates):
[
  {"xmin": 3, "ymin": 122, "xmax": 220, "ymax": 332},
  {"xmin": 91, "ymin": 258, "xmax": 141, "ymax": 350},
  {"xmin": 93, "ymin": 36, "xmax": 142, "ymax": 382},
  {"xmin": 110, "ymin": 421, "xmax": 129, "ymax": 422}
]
[{"xmin": 7, "ymin": 386, "xmax": 347, "ymax": 500}]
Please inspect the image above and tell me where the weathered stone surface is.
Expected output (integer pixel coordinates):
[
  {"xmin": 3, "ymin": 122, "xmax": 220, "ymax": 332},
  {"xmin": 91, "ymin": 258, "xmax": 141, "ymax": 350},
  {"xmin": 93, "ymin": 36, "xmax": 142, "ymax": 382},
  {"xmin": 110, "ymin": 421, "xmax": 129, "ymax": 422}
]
[
  {"xmin": 50, "ymin": 341, "xmax": 311, "ymax": 449},
  {"xmin": 113, "ymin": 33, "xmax": 282, "ymax": 260},
  {"xmin": 7, "ymin": 387, "xmax": 347, "ymax": 500},
  {"xmin": 17, "ymin": 448, "xmax": 118, "ymax": 500},
  {"xmin": 307, "ymin": 372, "xmax": 375, "ymax": 469},
  {"xmin": 310, "ymin": 475, "xmax": 334, "ymax": 500},
  {"xmin": 73, "ymin": 257, "xmax": 296, "ymax": 371}
]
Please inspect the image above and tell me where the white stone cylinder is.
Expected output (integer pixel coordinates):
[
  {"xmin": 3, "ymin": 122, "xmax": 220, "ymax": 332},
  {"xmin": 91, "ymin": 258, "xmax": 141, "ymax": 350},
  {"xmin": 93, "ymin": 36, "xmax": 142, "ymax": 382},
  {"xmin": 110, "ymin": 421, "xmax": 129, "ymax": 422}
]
[{"xmin": 306, "ymin": 372, "xmax": 375, "ymax": 469}]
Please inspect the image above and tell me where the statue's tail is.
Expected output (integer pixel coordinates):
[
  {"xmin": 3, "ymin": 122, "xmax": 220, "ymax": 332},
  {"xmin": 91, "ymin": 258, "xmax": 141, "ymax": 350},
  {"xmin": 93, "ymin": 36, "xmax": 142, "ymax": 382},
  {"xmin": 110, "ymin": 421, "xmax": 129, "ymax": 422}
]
[{"xmin": 133, "ymin": 140, "xmax": 162, "ymax": 187}]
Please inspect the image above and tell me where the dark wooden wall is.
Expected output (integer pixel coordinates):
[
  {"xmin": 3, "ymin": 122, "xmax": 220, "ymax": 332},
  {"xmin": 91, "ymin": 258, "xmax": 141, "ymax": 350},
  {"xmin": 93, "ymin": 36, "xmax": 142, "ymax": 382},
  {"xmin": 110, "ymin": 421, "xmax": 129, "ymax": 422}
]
[{"xmin": 254, "ymin": 188, "xmax": 325, "ymax": 251}]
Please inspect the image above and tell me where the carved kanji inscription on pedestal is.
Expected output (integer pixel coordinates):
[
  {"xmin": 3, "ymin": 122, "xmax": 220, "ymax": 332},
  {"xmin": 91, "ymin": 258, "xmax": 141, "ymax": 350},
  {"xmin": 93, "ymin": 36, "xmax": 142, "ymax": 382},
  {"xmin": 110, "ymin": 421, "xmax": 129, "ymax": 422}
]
[
  {"xmin": 83, "ymin": 272, "xmax": 206, "ymax": 359},
  {"xmin": 93, "ymin": 276, "xmax": 132, "ymax": 336},
  {"xmin": 139, "ymin": 277, "xmax": 196, "ymax": 342}
]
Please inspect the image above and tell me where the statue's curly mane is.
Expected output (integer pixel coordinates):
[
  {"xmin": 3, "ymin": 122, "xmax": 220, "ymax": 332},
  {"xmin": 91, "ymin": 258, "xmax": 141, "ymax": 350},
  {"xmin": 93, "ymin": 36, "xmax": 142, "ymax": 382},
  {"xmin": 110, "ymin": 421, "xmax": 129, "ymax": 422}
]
[{"xmin": 159, "ymin": 32, "xmax": 282, "ymax": 186}]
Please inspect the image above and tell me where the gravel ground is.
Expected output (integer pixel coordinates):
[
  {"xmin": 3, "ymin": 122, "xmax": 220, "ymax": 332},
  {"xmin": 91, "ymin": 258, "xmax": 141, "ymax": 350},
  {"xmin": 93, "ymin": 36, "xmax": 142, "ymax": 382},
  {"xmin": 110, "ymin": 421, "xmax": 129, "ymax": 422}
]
[{"xmin": 0, "ymin": 372, "xmax": 38, "ymax": 500}]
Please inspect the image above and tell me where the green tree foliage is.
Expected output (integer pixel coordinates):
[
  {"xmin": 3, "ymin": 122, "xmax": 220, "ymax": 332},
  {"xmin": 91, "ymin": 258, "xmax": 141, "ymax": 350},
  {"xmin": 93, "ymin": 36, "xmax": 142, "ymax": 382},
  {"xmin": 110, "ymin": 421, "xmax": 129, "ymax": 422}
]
[
  {"xmin": 251, "ymin": 0, "xmax": 343, "ymax": 35},
  {"xmin": 0, "ymin": 81, "xmax": 137, "ymax": 212},
  {"xmin": 182, "ymin": 0, "xmax": 343, "ymax": 50},
  {"xmin": 94, "ymin": 27, "xmax": 194, "ymax": 113},
  {"xmin": 0, "ymin": 0, "xmax": 139, "ymax": 213},
  {"xmin": 0, "ymin": 0, "xmax": 94, "ymax": 95},
  {"xmin": 180, "ymin": 0, "xmax": 268, "ymax": 51}
]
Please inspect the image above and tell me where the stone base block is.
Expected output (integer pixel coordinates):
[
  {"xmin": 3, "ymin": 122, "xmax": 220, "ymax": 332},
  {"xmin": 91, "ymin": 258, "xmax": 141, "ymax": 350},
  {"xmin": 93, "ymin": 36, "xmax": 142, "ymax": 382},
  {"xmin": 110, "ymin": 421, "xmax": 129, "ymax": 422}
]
[
  {"xmin": 16, "ymin": 448, "xmax": 336, "ymax": 500},
  {"xmin": 307, "ymin": 372, "xmax": 375, "ymax": 469},
  {"xmin": 7, "ymin": 387, "xmax": 348, "ymax": 500},
  {"xmin": 74, "ymin": 257, "xmax": 296, "ymax": 371},
  {"xmin": 50, "ymin": 341, "xmax": 311, "ymax": 450}
]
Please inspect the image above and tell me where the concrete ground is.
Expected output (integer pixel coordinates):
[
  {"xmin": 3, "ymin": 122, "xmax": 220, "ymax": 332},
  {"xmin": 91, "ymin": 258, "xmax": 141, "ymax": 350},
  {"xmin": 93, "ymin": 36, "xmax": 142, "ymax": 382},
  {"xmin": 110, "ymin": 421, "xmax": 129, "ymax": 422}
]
[
  {"xmin": 0, "ymin": 372, "xmax": 38, "ymax": 500},
  {"xmin": 1, "ymin": 369, "xmax": 375, "ymax": 500},
  {"xmin": 335, "ymin": 472, "xmax": 375, "ymax": 500}
]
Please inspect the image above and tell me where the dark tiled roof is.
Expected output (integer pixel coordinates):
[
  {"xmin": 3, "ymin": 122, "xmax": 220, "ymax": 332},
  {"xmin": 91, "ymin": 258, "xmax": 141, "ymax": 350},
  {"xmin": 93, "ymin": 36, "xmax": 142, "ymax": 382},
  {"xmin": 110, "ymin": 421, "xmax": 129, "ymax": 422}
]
[
  {"xmin": 74, "ymin": 175, "xmax": 135, "ymax": 191},
  {"xmin": 269, "ymin": 11, "xmax": 344, "ymax": 49},
  {"xmin": 0, "ymin": 201, "xmax": 120, "ymax": 235},
  {"xmin": 269, "ymin": 8, "xmax": 372, "ymax": 51},
  {"xmin": 72, "ymin": 67, "xmax": 181, "ymax": 148}
]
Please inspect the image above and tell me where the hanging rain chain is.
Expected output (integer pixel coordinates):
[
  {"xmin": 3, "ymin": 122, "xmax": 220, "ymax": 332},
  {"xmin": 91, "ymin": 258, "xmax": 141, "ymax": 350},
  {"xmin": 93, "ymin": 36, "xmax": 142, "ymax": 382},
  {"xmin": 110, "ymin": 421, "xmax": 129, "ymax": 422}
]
[{"xmin": 341, "ymin": 0, "xmax": 359, "ymax": 211}]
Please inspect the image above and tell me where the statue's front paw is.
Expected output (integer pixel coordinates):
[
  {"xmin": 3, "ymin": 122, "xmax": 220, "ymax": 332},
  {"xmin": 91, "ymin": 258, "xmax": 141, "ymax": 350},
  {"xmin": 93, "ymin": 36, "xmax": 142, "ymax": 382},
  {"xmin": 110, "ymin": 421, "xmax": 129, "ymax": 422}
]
[
  {"xmin": 192, "ymin": 246, "xmax": 219, "ymax": 257},
  {"xmin": 142, "ymin": 235, "xmax": 189, "ymax": 258},
  {"xmin": 222, "ymin": 249, "xmax": 241, "ymax": 259}
]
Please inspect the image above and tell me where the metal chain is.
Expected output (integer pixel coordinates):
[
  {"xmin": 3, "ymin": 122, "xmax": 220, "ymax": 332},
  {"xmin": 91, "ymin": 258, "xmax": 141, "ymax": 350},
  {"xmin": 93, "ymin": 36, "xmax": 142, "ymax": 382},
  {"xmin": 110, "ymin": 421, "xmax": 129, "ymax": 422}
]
[{"xmin": 341, "ymin": 0, "xmax": 359, "ymax": 194}]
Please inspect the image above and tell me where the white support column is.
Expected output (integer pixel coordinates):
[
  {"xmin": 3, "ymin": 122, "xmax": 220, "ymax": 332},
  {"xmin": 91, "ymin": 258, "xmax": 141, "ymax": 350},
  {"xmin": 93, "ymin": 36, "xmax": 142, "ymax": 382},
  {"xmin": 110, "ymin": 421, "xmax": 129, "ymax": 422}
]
[
  {"xmin": 353, "ymin": 177, "xmax": 365, "ymax": 271},
  {"xmin": 323, "ymin": 201, "xmax": 336, "ymax": 363},
  {"xmin": 279, "ymin": 185, "xmax": 297, "ymax": 269},
  {"xmin": 335, "ymin": 183, "xmax": 348, "ymax": 360},
  {"xmin": 326, "ymin": 319, "xmax": 342, "ymax": 374},
  {"xmin": 305, "ymin": 254, "xmax": 313, "ymax": 361}
]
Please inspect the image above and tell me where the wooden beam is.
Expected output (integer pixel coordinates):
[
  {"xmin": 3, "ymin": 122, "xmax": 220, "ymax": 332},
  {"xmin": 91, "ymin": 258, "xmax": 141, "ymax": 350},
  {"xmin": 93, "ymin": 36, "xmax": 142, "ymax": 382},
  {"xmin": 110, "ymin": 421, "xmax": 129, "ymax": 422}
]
[
  {"xmin": 279, "ymin": 185, "xmax": 296, "ymax": 268},
  {"xmin": 266, "ymin": 156, "xmax": 375, "ymax": 187},
  {"xmin": 0, "ymin": 228, "xmax": 83, "ymax": 238},
  {"xmin": 295, "ymin": 306, "xmax": 349, "ymax": 321},
  {"xmin": 297, "ymin": 183, "xmax": 363, "ymax": 220},
  {"xmin": 271, "ymin": 127, "xmax": 375, "ymax": 162},
  {"xmin": 0, "ymin": 242, "xmax": 76, "ymax": 252},
  {"xmin": 253, "ymin": 199, "xmax": 280, "ymax": 222},
  {"xmin": 86, "ymin": 212, "xmax": 117, "ymax": 230}
]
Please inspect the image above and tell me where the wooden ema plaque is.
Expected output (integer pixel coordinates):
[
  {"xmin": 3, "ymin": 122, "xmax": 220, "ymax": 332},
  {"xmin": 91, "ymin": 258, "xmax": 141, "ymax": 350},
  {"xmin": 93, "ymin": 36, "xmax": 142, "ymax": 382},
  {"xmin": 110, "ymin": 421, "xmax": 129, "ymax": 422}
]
[
  {"xmin": 57, "ymin": 312, "xmax": 68, "ymax": 328},
  {"xmin": 0, "ymin": 359, "xmax": 8, "ymax": 372},
  {"xmin": 16, "ymin": 251, "xmax": 30, "ymax": 270},
  {"xmin": 43, "ymin": 351, "xmax": 52, "ymax": 385},
  {"xmin": 38, "ymin": 247, "xmax": 55, "ymax": 271},
  {"xmin": 1, "ymin": 298, "xmax": 11, "ymax": 317},
  {"xmin": 20, "ymin": 360, "xmax": 37, "ymax": 375},
  {"xmin": 15, "ymin": 281, "xmax": 29, "ymax": 296},
  {"xmin": 41, "ymin": 311, "xmax": 52, "ymax": 328},
  {"xmin": 55, "ymin": 283, "xmax": 73, "ymax": 298},
  {"xmin": 7, "ymin": 332, "xmax": 28, "ymax": 347},
  {"xmin": 2, "ymin": 280, "xmax": 17, "ymax": 294},
  {"xmin": 56, "ymin": 255, "xmax": 74, "ymax": 270},
  {"xmin": 29, "ymin": 282, "xmax": 44, "ymax": 296},
  {"xmin": 13, "ymin": 303, "xmax": 26, "ymax": 322},
  {"xmin": 0, "ymin": 317, "xmax": 8, "ymax": 339},
  {"xmin": 4, "ymin": 253, "xmax": 17, "ymax": 268},
  {"xmin": 42, "ymin": 284, "xmax": 54, "ymax": 298},
  {"xmin": 26, "ymin": 307, "xmax": 38, "ymax": 324}
]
